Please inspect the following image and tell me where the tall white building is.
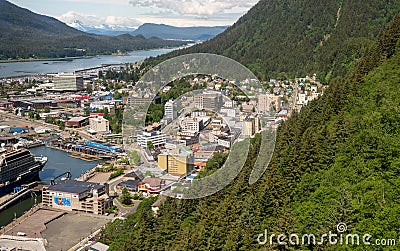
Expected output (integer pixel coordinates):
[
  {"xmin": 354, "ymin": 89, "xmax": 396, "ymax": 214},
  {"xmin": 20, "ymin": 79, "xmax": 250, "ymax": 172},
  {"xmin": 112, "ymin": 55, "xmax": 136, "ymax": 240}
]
[
  {"xmin": 164, "ymin": 100, "xmax": 177, "ymax": 120},
  {"xmin": 137, "ymin": 131, "xmax": 166, "ymax": 148}
]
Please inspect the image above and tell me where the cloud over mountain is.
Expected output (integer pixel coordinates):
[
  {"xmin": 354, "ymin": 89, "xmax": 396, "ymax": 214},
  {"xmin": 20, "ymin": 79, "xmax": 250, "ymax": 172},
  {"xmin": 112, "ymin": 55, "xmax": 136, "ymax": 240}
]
[
  {"xmin": 58, "ymin": 11, "xmax": 141, "ymax": 29},
  {"xmin": 128, "ymin": 0, "xmax": 258, "ymax": 16}
]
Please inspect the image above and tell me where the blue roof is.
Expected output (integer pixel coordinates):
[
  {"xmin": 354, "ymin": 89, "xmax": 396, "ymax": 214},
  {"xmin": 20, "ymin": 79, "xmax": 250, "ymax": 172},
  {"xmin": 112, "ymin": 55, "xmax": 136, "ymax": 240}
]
[
  {"xmin": 10, "ymin": 128, "xmax": 27, "ymax": 133},
  {"xmin": 85, "ymin": 141, "xmax": 123, "ymax": 152}
]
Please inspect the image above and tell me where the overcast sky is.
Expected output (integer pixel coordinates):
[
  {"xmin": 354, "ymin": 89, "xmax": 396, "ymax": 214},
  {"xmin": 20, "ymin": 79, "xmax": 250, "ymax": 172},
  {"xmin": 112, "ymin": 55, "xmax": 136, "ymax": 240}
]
[{"xmin": 9, "ymin": 0, "xmax": 258, "ymax": 28}]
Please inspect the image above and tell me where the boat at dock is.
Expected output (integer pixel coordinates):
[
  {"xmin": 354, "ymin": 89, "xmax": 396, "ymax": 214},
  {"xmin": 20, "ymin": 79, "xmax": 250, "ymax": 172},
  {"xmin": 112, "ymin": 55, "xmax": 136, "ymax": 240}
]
[{"xmin": 0, "ymin": 148, "xmax": 47, "ymax": 197}]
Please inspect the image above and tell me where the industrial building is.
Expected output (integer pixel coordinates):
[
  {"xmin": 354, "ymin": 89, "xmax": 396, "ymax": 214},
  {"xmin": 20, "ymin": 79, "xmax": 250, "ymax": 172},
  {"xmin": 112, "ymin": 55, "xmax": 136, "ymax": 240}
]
[{"xmin": 42, "ymin": 180, "xmax": 112, "ymax": 215}]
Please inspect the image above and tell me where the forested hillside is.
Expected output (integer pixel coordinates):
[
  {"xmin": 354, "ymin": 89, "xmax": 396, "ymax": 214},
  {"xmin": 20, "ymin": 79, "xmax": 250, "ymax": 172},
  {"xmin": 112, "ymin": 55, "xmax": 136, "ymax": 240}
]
[
  {"xmin": 101, "ymin": 12, "xmax": 400, "ymax": 251},
  {"xmin": 0, "ymin": 0, "xmax": 188, "ymax": 59},
  {"xmin": 144, "ymin": 0, "xmax": 399, "ymax": 82}
]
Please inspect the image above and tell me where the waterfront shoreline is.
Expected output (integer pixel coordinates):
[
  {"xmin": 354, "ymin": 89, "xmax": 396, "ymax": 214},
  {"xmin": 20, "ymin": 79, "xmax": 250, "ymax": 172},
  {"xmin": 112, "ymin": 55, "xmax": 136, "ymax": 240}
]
[
  {"xmin": 0, "ymin": 56, "xmax": 92, "ymax": 64},
  {"xmin": 0, "ymin": 45, "xmax": 183, "ymax": 64}
]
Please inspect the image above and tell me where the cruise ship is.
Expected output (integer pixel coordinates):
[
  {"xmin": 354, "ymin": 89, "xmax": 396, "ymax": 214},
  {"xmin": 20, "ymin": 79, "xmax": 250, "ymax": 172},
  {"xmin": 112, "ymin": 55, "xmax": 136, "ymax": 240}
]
[{"xmin": 0, "ymin": 148, "xmax": 47, "ymax": 197}]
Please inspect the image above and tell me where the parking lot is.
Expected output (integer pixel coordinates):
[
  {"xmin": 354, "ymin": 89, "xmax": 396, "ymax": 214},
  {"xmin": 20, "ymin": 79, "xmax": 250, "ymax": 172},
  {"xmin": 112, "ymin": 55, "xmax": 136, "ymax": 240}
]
[{"xmin": 41, "ymin": 213, "xmax": 110, "ymax": 251}]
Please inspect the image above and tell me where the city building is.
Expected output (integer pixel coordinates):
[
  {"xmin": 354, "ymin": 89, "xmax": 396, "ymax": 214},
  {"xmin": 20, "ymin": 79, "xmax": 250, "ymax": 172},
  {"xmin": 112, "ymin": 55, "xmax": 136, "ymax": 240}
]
[
  {"xmin": 243, "ymin": 118, "xmax": 255, "ymax": 137},
  {"xmin": 164, "ymin": 100, "xmax": 177, "ymax": 120},
  {"xmin": 117, "ymin": 180, "xmax": 139, "ymax": 192},
  {"xmin": 254, "ymin": 116, "xmax": 260, "ymax": 133},
  {"xmin": 242, "ymin": 116, "xmax": 261, "ymax": 137},
  {"xmin": 42, "ymin": 180, "xmax": 112, "ymax": 215},
  {"xmin": 223, "ymin": 100, "xmax": 236, "ymax": 108},
  {"xmin": 217, "ymin": 135, "xmax": 234, "ymax": 148},
  {"xmin": 50, "ymin": 73, "xmax": 84, "ymax": 91},
  {"xmin": 165, "ymin": 138, "xmax": 187, "ymax": 150},
  {"xmin": 66, "ymin": 117, "xmax": 88, "ymax": 128},
  {"xmin": 138, "ymin": 177, "xmax": 166, "ymax": 194},
  {"xmin": 194, "ymin": 93, "xmax": 223, "ymax": 112},
  {"xmin": 158, "ymin": 148, "xmax": 194, "ymax": 176},
  {"xmin": 258, "ymin": 94, "xmax": 268, "ymax": 113},
  {"xmin": 89, "ymin": 116, "xmax": 110, "ymax": 133},
  {"xmin": 12, "ymin": 99, "xmax": 55, "ymax": 110},
  {"xmin": 127, "ymin": 95, "xmax": 161, "ymax": 106},
  {"xmin": 137, "ymin": 131, "xmax": 166, "ymax": 148},
  {"xmin": 220, "ymin": 108, "xmax": 236, "ymax": 117},
  {"xmin": 298, "ymin": 93, "xmax": 307, "ymax": 105},
  {"xmin": 90, "ymin": 101, "xmax": 116, "ymax": 113},
  {"xmin": 191, "ymin": 110, "xmax": 207, "ymax": 117},
  {"xmin": 180, "ymin": 117, "xmax": 204, "ymax": 133},
  {"xmin": 258, "ymin": 94, "xmax": 281, "ymax": 113}
]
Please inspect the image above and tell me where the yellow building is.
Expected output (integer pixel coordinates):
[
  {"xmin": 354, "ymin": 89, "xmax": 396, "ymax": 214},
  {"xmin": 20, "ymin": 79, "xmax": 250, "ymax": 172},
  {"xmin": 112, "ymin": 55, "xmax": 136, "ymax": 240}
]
[{"xmin": 158, "ymin": 148, "xmax": 194, "ymax": 176}]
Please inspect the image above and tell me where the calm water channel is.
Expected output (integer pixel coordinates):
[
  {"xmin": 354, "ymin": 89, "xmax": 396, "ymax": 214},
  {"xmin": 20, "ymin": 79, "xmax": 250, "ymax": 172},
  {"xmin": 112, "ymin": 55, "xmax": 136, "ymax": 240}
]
[
  {"xmin": 0, "ymin": 146, "xmax": 100, "ymax": 227},
  {"xmin": 0, "ymin": 47, "xmax": 178, "ymax": 78}
]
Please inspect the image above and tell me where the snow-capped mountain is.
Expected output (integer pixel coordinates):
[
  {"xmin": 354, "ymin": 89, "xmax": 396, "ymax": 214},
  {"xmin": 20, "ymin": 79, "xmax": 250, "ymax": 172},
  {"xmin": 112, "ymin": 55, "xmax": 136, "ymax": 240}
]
[
  {"xmin": 65, "ymin": 20, "xmax": 136, "ymax": 36},
  {"xmin": 68, "ymin": 20, "xmax": 88, "ymax": 32}
]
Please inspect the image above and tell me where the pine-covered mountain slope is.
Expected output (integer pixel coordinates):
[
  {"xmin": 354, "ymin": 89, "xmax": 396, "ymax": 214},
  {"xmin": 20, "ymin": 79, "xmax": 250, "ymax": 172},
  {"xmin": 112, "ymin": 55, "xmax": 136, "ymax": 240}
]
[
  {"xmin": 101, "ymin": 13, "xmax": 400, "ymax": 251},
  {"xmin": 0, "ymin": 0, "xmax": 188, "ymax": 60},
  {"xmin": 144, "ymin": 0, "xmax": 400, "ymax": 82}
]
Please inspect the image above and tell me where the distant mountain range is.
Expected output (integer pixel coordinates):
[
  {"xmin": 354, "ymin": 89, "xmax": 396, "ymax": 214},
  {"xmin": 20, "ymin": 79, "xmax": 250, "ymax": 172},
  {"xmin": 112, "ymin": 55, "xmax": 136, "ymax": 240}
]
[
  {"xmin": 0, "ymin": 0, "xmax": 189, "ymax": 60},
  {"xmin": 65, "ymin": 21, "xmax": 228, "ymax": 41}
]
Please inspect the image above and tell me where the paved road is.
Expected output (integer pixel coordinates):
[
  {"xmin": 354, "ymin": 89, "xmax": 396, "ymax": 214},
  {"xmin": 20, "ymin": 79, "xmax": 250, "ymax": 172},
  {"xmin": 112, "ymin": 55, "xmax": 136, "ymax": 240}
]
[{"xmin": 113, "ymin": 198, "xmax": 140, "ymax": 217}]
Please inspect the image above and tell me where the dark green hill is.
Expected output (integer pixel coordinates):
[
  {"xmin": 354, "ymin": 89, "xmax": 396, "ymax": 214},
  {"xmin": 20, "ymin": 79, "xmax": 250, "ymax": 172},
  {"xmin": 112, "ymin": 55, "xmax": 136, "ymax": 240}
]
[
  {"xmin": 0, "ymin": 0, "xmax": 188, "ymax": 59},
  {"xmin": 145, "ymin": 0, "xmax": 399, "ymax": 82},
  {"xmin": 101, "ymin": 11, "xmax": 400, "ymax": 251}
]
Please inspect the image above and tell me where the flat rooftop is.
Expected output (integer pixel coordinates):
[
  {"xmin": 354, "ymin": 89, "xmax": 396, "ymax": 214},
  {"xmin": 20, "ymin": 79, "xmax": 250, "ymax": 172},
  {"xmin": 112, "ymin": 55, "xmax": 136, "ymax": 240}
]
[
  {"xmin": 48, "ymin": 180, "xmax": 104, "ymax": 194},
  {"xmin": 67, "ymin": 116, "xmax": 88, "ymax": 122}
]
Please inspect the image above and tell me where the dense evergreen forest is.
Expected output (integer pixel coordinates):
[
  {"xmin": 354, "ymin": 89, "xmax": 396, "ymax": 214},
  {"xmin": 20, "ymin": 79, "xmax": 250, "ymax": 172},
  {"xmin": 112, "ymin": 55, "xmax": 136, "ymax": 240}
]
[
  {"xmin": 144, "ymin": 0, "xmax": 399, "ymax": 82},
  {"xmin": 101, "ymin": 9, "xmax": 400, "ymax": 251},
  {"xmin": 0, "ymin": 0, "xmax": 188, "ymax": 59}
]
